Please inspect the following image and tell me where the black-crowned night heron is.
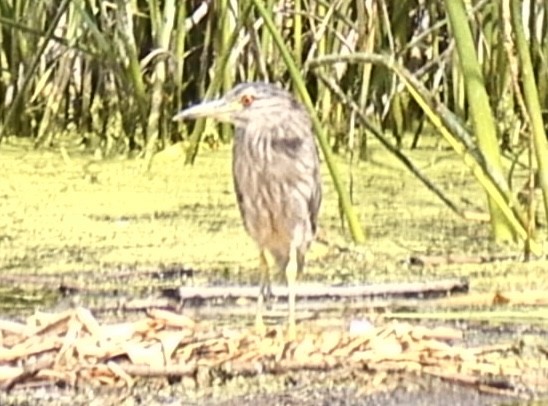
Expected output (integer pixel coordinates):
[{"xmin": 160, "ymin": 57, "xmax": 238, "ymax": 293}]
[{"xmin": 173, "ymin": 82, "xmax": 322, "ymax": 337}]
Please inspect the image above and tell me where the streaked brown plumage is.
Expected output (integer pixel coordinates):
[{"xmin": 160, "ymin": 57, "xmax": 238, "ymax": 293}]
[{"xmin": 174, "ymin": 82, "xmax": 322, "ymax": 336}]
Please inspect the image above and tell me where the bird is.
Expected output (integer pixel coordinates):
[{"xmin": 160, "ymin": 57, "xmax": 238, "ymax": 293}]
[{"xmin": 173, "ymin": 82, "xmax": 322, "ymax": 337}]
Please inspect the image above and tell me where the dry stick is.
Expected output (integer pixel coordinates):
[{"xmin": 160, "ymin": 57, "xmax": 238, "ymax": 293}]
[
  {"xmin": 1, "ymin": 357, "xmax": 55, "ymax": 392},
  {"xmin": 60, "ymin": 279, "xmax": 469, "ymax": 318},
  {"xmin": 174, "ymin": 279, "xmax": 468, "ymax": 301},
  {"xmin": 48, "ymin": 279, "xmax": 469, "ymax": 316},
  {"xmin": 422, "ymin": 367, "xmax": 526, "ymax": 399},
  {"xmin": 119, "ymin": 363, "xmax": 197, "ymax": 377},
  {"xmin": 0, "ymin": 319, "xmax": 31, "ymax": 336},
  {"xmin": 313, "ymin": 71, "xmax": 464, "ymax": 217}
]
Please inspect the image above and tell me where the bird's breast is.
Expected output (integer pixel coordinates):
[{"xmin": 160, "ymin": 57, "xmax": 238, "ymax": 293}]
[{"xmin": 232, "ymin": 134, "xmax": 317, "ymax": 256}]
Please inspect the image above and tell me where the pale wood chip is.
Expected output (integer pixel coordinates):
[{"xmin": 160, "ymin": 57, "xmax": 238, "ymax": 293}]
[
  {"xmin": 401, "ymin": 360, "xmax": 423, "ymax": 372},
  {"xmin": 331, "ymin": 333, "xmax": 374, "ymax": 357},
  {"xmin": 292, "ymin": 334, "xmax": 317, "ymax": 361},
  {"xmin": 0, "ymin": 366, "xmax": 24, "ymax": 381},
  {"xmin": 303, "ymin": 352, "xmax": 324, "ymax": 366},
  {"xmin": 371, "ymin": 370, "xmax": 388, "ymax": 386},
  {"xmin": 55, "ymin": 316, "xmax": 83, "ymax": 368},
  {"xmin": 0, "ymin": 319, "xmax": 31, "ymax": 337},
  {"xmin": 409, "ymin": 325, "xmax": 429, "ymax": 340},
  {"xmin": 235, "ymin": 332, "xmax": 261, "ymax": 350},
  {"xmin": 177, "ymin": 340, "xmax": 209, "ymax": 359},
  {"xmin": 416, "ymin": 344, "xmax": 473, "ymax": 362},
  {"xmin": 74, "ymin": 336, "xmax": 108, "ymax": 359},
  {"xmin": 496, "ymin": 363, "xmax": 524, "ymax": 377},
  {"xmin": 120, "ymin": 362, "xmax": 197, "ymax": 377},
  {"xmin": 156, "ymin": 330, "xmax": 190, "ymax": 361},
  {"xmin": 26, "ymin": 310, "xmax": 71, "ymax": 328},
  {"xmin": 350, "ymin": 349, "xmax": 374, "ymax": 363},
  {"xmin": 392, "ymin": 323, "xmax": 413, "ymax": 339},
  {"xmin": 409, "ymin": 324, "xmax": 462, "ymax": 342},
  {"xmin": 96, "ymin": 373, "xmax": 117, "ymax": 386},
  {"xmin": 98, "ymin": 322, "xmax": 141, "ymax": 342},
  {"xmin": 124, "ymin": 341, "xmax": 165, "ymax": 367},
  {"xmin": 203, "ymin": 338, "xmax": 229, "ymax": 355},
  {"xmin": 353, "ymin": 348, "xmax": 422, "ymax": 364},
  {"xmin": 257, "ymin": 337, "xmax": 282, "ymax": 357},
  {"xmin": 231, "ymin": 349, "xmax": 260, "ymax": 364},
  {"xmin": 76, "ymin": 308, "xmax": 101, "ymax": 336},
  {"xmin": 85, "ymin": 364, "xmax": 116, "ymax": 384},
  {"xmin": 368, "ymin": 336, "xmax": 403, "ymax": 357},
  {"xmin": 318, "ymin": 330, "xmax": 343, "ymax": 354},
  {"xmin": 0, "ymin": 357, "xmax": 56, "ymax": 390},
  {"xmin": 419, "ymin": 338, "xmax": 452, "ymax": 352},
  {"xmin": 221, "ymin": 327, "xmax": 247, "ymax": 340},
  {"xmin": 141, "ymin": 319, "xmax": 167, "ymax": 338},
  {"xmin": 147, "ymin": 309, "xmax": 196, "ymax": 329},
  {"xmin": 468, "ymin": 342, "xmax": 516, "ymax": 355},
  {"xmin": 322, "ymin": 355, "xmax": 339, "ymax": 368},
  {"xmin": 107, "ymin": 361, "xmax": 134, "ymax": 388},
  {"xmin": 134, "ymin": 319, "xmax": 154, "ymax": 338},
  {"xmin": 376, "ymin": 325, "xmax": 397, "ymax": 340},
  {"xmin": 0, "ymin": 335, "xmax": 61, "ymax": 362},
  {"xmin": 174, "ymin": 342, "xmax": 195, "ymax": 363}
]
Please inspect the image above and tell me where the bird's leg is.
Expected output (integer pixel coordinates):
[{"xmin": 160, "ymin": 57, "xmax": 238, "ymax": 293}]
[
  {"xmin": 285, "ymin": 245, "xmax": 299, "ymax": 340},
  {"xmin": 259, "ymin": 250, "xmax": 272, "ymax": 300},
  {"xmin": 255, "ymin": 250, "xmax": 269, "ymax": 335}
]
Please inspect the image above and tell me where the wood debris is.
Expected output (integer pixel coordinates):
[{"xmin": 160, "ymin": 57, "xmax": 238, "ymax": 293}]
[{"xmin": 0, "ymin": 307, "xmax": 546, "ymax": 398}]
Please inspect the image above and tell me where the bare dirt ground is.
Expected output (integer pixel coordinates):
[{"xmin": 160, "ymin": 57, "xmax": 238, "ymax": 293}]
[{"xmin": 0, "ymin": 136, "xmax": 547, "ymax": 405}]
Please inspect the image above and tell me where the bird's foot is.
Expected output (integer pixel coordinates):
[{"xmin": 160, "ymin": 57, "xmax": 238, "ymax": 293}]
[
  {"xmin": 254, "ymin": 313, "xmax": 267, "ymax": 336},
  {"xmin": 286, "ymin": 321, "xmax": 296, "ymax": 341}
]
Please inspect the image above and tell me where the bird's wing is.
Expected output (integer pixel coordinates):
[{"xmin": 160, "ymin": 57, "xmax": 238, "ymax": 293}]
[
  {"xmin": 271, "ymin": 133, "xmax": 322, "ymax": 236},
  {"xmin": 308, "ymin": 143, "xmax": 322, "ymax": 236}
]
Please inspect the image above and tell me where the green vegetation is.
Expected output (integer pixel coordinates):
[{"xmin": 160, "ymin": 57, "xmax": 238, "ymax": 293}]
[{"xmin": 0, "ymin": 1, "xmax": 547, "ymax": 251}]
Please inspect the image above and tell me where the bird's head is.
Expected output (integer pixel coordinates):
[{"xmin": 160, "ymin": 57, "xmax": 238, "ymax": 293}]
[{"xmin": 173, "ymin": 82, "xmax": 303, "ymax": 127}]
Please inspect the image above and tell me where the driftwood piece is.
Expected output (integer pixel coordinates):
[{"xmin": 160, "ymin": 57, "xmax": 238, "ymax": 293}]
[
  {"xmin": 172, "ymin": 279, "xmax": 469, "ymax": 301},
  {"xmin": 67, "ymin": 279, "xmax": 470, "ymax": 317}
]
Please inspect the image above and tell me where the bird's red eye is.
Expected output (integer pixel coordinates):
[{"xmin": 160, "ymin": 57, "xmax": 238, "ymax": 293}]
[{"xmin": 241, "ymin": 94, "xmax": 254, "ymax": 107}]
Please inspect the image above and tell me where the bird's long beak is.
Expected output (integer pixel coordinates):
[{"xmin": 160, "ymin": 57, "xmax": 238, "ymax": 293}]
[{"xmin": 173, "ymin": 98, "xmax": 240, "ymax": 122}]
